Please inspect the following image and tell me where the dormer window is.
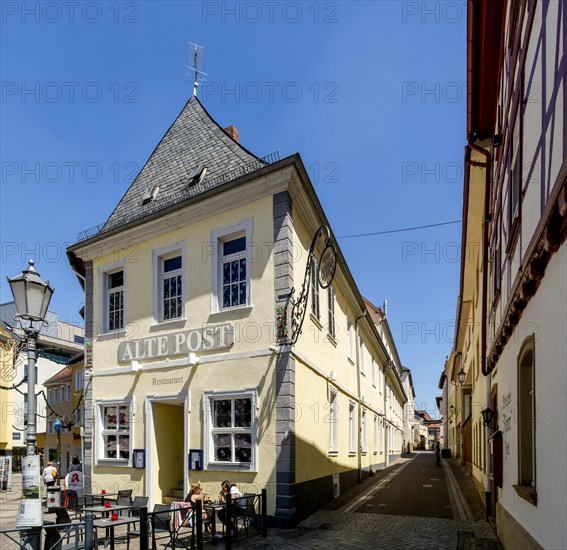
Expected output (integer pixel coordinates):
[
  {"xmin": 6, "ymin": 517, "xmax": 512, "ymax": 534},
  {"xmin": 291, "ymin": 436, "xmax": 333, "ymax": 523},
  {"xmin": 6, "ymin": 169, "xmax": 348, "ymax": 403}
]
[
  {"xmin": 188, "ymin": 165, "xmax": 207, "ymax": 187},
  {"xmin": 141, "ymin": 184, "xmax": 159, "ymax": 205}
]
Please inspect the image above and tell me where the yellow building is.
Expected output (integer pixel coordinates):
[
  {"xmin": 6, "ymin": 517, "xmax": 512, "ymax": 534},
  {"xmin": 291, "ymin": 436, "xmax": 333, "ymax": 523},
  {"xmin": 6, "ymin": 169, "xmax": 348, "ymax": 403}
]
[
  {"xmin": 67, "ymin": 96, "xmax": 407, "ymax": 525},
  {"xmin": 0, "ymin": 322, "xmax": 21, "ymax": 465},
  {"xmin": 43, "ymin": 354, "xmax": 84, "ymax": 477}
]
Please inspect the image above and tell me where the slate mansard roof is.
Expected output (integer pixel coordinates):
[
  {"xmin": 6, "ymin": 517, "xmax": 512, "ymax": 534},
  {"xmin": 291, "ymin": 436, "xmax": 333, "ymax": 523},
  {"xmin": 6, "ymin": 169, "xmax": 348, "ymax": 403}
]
[{"xmin": 101, "ymin": 96, "xmax": 271, "ymax": 234}]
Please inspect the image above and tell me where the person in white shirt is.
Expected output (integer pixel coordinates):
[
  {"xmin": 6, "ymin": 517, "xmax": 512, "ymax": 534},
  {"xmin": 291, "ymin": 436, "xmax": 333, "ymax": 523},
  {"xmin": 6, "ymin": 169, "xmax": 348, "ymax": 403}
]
[
  {"xmin": 218, "ymin": 480, "xmax": 245, "ymax": 536},
  {"xmin": 42, "ymin": 461, "xmax": 56, "ymax": 487}
]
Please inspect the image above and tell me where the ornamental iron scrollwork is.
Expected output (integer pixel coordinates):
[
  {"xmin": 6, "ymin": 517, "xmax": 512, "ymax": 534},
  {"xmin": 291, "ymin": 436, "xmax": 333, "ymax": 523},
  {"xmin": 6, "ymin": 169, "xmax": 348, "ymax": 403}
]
[{"xmin": 289, "ymin": 225, "xmax": 337, "ymax": 344}]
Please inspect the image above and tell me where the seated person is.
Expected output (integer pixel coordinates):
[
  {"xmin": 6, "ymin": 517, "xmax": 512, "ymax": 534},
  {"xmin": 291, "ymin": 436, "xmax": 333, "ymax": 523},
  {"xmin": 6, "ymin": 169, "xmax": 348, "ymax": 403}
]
[
  {"xmin": 217, "ymin": 480, "xmax": 245, "ymax": 536},
  {"xmin": 185, "ymin": 483, "xmax": 212, "ymax": 533}
]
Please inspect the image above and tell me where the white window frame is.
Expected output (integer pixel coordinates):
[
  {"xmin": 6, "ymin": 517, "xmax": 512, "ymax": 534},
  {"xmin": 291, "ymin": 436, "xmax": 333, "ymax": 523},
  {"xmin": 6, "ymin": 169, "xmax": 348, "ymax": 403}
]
[
  {"xmin": 328, "ymin": 387, "xmax": 338, "ymax": 454},
  {"xmin": 60, "ymin": 386, "xmax": 64, "ymax": 403},
  {"xmin": 66, "ymin": 384, "xmax": 70, "ymax": 402},
  {"xmin": 75, "ymin": 370, "xmax": 83, "ymax": 391},
  {"xmin": 98, "ymin": 260, "xmax": 126, "ymax": 335},
  {"xmin": 348, "ymin": 401, "xmax": 356, "ymax": 453},
  {"xmin": 372, "ymin": 358, "xmax": 377, "ymax": 387},
  {"xmin": 347, "ymin": 317, "xmax": 354, "ymax": 362},
  {"xmin": 361, "ymin": 408, "xmax": 367, "ymax": 453},
  {"xmin": 203, "ymin": 388, "xmax": 258, "ymax": 472},
  {"xmin": 210, "ymin": 219, "xmax": 253, "ymax": 313},
  {"xmin": 359, "ymin": 337, "xmax": 365, "ymax": 374},
  {"xmin": 327, "ymin": 285, "xmax": 336, "ymax": 340},
  {"xmin": 373, "ymin": 414, "xmax": 378, "ymax": 454},
  {"xmin": 95, "ymin": 398, "xmax": 134, "ymax": 467},
  {"xmin": 47, "ymin": 389, "xmax": 51, "ymax": 404},
  {"xmin": 152, "ymin": 242, "xmax": 186, "ymax": 325},
  {"xmin": 52, "ymin": 388, "xmax": 57, "ymax": 404}
]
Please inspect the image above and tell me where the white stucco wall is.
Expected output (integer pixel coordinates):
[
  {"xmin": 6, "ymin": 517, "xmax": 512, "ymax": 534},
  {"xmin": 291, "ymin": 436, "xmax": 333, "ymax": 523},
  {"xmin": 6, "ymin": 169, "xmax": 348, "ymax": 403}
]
[{"xmin": 494, "ymin": 243, "xmax": 566, "ymax": 549}]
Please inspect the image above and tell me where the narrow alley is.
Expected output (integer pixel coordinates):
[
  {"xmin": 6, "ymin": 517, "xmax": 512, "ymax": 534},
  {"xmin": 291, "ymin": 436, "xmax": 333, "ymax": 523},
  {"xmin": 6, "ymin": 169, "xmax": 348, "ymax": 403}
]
[{"xmin": 238, "ymin": 452, "xmax": 502, "ymax": 549}]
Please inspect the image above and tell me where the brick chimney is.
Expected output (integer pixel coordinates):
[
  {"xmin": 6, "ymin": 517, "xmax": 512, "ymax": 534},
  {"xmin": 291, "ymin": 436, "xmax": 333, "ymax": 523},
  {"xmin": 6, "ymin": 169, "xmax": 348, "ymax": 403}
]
[{"xmin": 224, "ymin": 125, "xmax": 239, "ymax": 143}]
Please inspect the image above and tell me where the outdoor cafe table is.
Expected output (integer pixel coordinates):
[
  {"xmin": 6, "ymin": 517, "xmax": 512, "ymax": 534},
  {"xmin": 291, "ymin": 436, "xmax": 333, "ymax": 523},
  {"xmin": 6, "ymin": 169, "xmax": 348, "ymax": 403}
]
[
  {"xmin": 82, "ymin": 492, "xmax": 118, "ymax": 505},
  {"xmin": 93, "ymin": 516, "xmax": 140, "ymax": 550},
  {"xmin": 83, "ymin": 504, "xmax": 133, "ymax": 517}
]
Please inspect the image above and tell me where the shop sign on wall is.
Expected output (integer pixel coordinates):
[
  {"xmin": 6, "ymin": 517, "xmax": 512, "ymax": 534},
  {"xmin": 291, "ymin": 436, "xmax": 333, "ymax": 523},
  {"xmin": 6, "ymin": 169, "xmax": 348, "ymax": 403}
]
[{"xmin": 117, "ymin": 323, "xmax": 234, "ymax": 362}]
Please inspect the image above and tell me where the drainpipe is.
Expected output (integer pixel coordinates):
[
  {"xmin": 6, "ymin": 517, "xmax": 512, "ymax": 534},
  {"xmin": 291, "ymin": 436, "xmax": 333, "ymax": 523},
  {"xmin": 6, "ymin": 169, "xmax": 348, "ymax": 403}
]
[
  {"xmin": 355, "ymin": 309, "xmax": 367, "ymax": 484},
  {"xmin": 467, "ymin": 139, "xmax": 492, "ymax": 518}
]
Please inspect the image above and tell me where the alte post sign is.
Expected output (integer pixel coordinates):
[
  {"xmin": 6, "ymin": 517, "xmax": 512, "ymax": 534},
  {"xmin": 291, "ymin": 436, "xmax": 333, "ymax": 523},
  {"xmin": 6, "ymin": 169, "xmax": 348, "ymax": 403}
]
[{"xmin": 117, "ymin": 323, "xmax": 235, "ymax": 362}]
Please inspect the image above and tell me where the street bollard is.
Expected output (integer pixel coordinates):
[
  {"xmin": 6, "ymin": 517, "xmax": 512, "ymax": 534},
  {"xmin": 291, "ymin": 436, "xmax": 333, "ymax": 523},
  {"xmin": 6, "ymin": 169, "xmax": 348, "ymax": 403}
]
[
  {"xmin": 261, "ymin": 489, "xmax": 267, "ymax": 538},
  {"xmin": 139, "ymin": 507, "xmax": 148, "ymax": 550},
  {"xmin": 225, "ymin": 493, "xmax": 232, "ymax": 550},
  {"xmin": 196, "ymin": 499, "xmax": 203, "ymax": 549},
  {"xmin": 84, "ymin": 512, "xmax": 94, "ymax": 550}
]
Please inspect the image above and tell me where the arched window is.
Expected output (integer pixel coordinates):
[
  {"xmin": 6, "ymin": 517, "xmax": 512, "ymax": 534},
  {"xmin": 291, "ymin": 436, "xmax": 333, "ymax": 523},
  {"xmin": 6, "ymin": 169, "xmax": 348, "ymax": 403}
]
[{"xmin": 517, "ymin": 335, "xmax": 536, "ymax": 502}]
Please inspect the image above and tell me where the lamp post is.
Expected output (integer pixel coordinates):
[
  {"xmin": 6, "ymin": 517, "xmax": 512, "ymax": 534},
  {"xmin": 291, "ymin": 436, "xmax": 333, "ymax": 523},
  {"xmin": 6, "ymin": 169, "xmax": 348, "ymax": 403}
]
[
  {"xmin": 7, "ymin": 260, "xmax": 54, "ymax": 549},
  {"xmin": 7, "ymin": 260, "xmax": 54, "ymax": 457}
]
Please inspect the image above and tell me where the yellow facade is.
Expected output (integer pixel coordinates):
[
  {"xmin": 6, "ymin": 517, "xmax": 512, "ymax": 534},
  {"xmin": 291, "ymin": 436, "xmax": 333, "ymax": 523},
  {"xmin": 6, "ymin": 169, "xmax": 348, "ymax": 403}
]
[
  {"xmin": 0, "ymin": 325, "xmax": 19, "ymax": 455},
  {"xmin": 67, "ymin": 98, "xmax": 407, "ymax": 525},
  {"xmin": 44, "ymin": 360, "xmax": 84, "ymax": 476}
]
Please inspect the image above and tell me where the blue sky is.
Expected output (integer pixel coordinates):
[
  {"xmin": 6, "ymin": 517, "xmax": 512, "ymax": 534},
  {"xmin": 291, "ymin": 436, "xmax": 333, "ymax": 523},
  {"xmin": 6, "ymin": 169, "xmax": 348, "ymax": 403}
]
[{"xmin": 1, "ymin": 1, "xmax": 466, "ymax": 415}]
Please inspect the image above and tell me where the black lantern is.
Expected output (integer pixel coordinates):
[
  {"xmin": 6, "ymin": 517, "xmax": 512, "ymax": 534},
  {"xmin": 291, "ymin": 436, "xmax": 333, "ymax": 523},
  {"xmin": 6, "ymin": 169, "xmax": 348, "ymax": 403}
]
[
  {"xmin": 7, "ymin": 260, "xmax": 54, "ymax": 322},
  {"xmin": 481, "ymin": 406, "xmax": 496, "ymax": 428},
  {"xmin": 457, "ymin": 367, "xmax": 466, "ymax": 385}
]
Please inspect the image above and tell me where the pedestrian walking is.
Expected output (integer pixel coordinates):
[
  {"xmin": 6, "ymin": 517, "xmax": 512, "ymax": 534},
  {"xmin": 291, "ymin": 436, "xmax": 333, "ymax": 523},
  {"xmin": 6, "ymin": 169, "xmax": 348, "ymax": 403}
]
[
  {"xmin": 42, "ymin": 461, "xmax": 57, "ymax": 487},
  {"xmin": 435, "ymin": 442, "xmax": 441, "ymax": 467}
]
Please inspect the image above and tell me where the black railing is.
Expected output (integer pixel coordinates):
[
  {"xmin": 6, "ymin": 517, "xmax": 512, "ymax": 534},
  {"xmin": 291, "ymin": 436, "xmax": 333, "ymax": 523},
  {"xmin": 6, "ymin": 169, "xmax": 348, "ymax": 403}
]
[
  {"xmin": 0, "ymin": 489, "xmax": 267, "ymax": 550},
  {"xmin": 139, "ymin": 488, "xmax": 267, "ymax": 550},
  {"xmin": 0, "ymin": 519, "xmax": 91, "ymax": 550}
]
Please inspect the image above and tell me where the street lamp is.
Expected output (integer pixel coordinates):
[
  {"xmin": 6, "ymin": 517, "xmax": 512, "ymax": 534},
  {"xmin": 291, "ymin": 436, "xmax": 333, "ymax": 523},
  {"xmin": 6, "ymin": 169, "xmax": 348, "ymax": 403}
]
[
  {"xmin": 457, "ymin": 367, "xmax": 466, "ymax": 385},
  {"xmin": 7, "ymin": 260, "xmax": 54, "ymax": 457},
  {"xmin": 481, "ymin": 406, "xmax": 498, "ymax": 430}
]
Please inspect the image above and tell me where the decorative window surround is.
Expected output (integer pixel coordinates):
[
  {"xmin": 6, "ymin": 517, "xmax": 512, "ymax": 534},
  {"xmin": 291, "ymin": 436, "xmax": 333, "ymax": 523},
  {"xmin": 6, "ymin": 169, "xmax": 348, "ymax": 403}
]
[
  {"xmin": 347, "ymin": 318, "xmax": 355, "ymax": 363},
  {"xmin": 348, "ymin": 400, "xmax": 356, "ymax": 453},
  {"xmin": 361, "ymin": 408, "xmax": 367, "ymax": 453},
  {"xmin": 210, "ymin": 219, "xmax": 253, "ymax": 313},
  {"xmin": 327, "ymin": 286, "xmax": 336, "ymax": 340},
  {"xmin": 152, "ymin": 241, "xmax": 186, "ymax": 325},
  {"xmin": 95, "ymin": 398, "xmax": 133, "ymax": 467},
  {"xmin": 98, "ymin": 260, "xmax": 126, "ymax": 334},
  {"xmin": 329, "ymin": 387, "xmax": 338, "ymax": 453},
  {"xmin": 203, "ymin": 388, "xmax": 258, "ymax": 472}
]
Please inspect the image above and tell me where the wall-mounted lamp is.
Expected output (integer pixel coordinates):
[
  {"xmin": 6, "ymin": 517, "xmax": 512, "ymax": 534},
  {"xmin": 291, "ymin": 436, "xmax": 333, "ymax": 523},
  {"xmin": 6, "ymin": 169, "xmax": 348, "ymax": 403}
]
[
  {"xmin": 481, "ymin": 406, "xmax": 498, "ymax": 429},
  {"xmin": 457, "ymin": 367, "xmax": 466, "ymax": 385},
  {"xmin": 449, "ymin": 404, "xmax": 455, "ymax": 415}
]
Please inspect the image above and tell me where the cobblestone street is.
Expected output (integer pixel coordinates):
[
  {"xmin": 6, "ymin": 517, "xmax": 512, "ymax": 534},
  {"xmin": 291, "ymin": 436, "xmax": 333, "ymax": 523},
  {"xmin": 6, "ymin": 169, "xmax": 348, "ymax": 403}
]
[
  {"xmin": 238, "ymin": 453, "xmax": 502, "ymax": 549},
  {"xmin": 0, "ymin": 454, "xmax": 502, "ymax": 549}
]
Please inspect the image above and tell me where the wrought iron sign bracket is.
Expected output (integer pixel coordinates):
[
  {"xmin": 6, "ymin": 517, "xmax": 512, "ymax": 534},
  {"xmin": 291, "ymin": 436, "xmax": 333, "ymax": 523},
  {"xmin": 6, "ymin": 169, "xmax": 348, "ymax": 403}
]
[{"xmin": 288, "ymin": 225, "xmax": 337, "ymax": 344}]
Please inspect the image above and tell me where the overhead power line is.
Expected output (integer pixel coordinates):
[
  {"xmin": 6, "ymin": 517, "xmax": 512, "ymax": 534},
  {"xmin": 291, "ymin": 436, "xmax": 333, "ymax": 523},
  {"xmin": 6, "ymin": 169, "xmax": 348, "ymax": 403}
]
[{"xmin": 337, "ymin": 220, "xmax": 462, "ymax": 239}]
